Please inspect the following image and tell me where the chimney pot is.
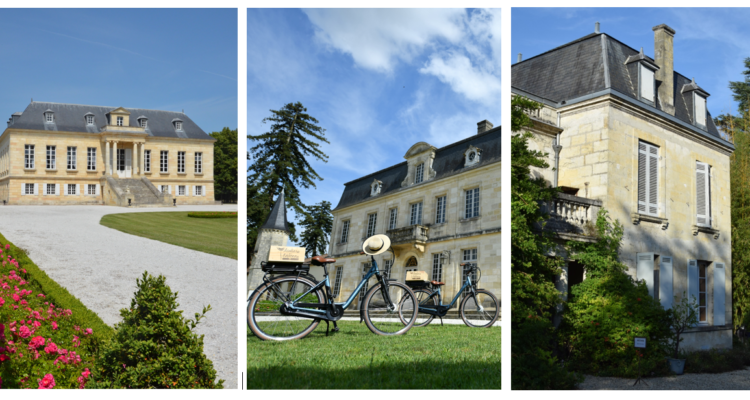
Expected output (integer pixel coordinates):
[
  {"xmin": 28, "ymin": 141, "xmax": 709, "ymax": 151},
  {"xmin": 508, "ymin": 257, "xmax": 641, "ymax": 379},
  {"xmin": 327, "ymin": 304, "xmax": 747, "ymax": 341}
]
[
  {"xmin": 477, "ymin": 120, "xmax": 494, "ymax": 135},
  {"xmin": 653, "ymin": 24, "xmax": 676, "ymax": 116},
  {"xmin": 517, "ymin": 53, "xmax": 522, "ymax": 63},
  {"xmin": 595, "ymin": 22, "xmax": 600, "ymax": 33}
]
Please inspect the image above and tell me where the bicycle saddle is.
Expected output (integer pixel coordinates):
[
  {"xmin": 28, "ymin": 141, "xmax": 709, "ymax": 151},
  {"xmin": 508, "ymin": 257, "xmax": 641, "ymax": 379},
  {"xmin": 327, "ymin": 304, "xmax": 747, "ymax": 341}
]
[
  {"xmin": 311, "ymin": 255, "xmax": 336, "ymax": 266},
  {"xmin": 431, "ymin": 281, "xmax": 445, "ymax": 286}
]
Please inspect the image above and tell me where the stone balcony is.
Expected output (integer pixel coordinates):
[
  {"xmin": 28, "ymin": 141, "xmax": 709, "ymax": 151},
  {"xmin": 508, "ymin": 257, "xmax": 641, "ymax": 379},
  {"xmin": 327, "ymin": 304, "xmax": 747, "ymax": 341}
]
[
  {"xmin": 386, "ymin": 225, "xmax": 429, "ymax": 255},
  {"xmin": 540, "ymin": 193, "xmax": 602, "ymax": 240}
]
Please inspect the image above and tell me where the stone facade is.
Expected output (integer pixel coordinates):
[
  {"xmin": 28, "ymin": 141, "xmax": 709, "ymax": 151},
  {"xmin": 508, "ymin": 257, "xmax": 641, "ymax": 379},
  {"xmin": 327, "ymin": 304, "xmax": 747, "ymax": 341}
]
[
  {"xmin": 328, "ymin": 122, "xmax": 501, "ymax": 309},
  {"xmin": 513, "ymin": 24, "xmax": 734, "ymax": 350},
  {"xmin": 0, "ymin": 102, "xmax": 215, "ymax": 206}
]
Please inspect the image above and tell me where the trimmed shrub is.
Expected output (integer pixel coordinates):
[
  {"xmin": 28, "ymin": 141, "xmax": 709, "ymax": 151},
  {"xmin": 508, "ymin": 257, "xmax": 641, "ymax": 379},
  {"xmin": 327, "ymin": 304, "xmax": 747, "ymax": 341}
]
[
  {"xmin": 88, "ymin": 271, "xmax": 223, "ymax": 388},
  {"xmin": 187, "ymin": 212, "xmax": 237, "ymax": 219}
]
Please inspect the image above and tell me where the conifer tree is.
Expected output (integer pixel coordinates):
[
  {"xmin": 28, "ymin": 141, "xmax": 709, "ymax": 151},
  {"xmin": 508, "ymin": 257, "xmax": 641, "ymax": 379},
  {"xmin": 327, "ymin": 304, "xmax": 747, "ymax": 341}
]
[{"xmin": 298, "ymin": 200, "xmax": 333, "ymax": 257}]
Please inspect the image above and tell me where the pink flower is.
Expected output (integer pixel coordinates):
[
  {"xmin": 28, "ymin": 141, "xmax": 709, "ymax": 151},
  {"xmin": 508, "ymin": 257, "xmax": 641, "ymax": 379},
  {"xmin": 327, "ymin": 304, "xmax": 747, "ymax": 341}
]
[
  {"xmin": 18, "ymin": 325, "xmax": 31, "ymax": 338},
  {"xmin": 0, "ymin": 298, "xmax": 4, "ymax": 307},
  {"xmin": 29, "ymin": 336, "xmax": 45, "ymax": 349},
  {"xmin": 72, "ymin": 336, "xmax": 80, "ymax": 348},
  {"xmin": 32, "ymin": 321, "xmax": 41, "ymax": 328},
  {"xmin": 84, "ymin": 328, "xmax": 93, "ymax": 336},
  {"xmin": 12, "ymin": 294, "xmax": 19, "ymax": 302},
  {"xmin": 38, "ymin": 374, "xmax": 55, "ymax": 389},
  {"xmin": 51, "ymin": 321, "xmax": 58, "ymax": 330},
  {"xmin": 82, "ymin": 368, "xmax": 91, "ymax": 379},
  {"xmin": 44, "ymin": 342, "xmax": 58, "ymax": 354},
  {"xmin": 0, "ymin": 354, "xmax": 9, "ymax": 362}
]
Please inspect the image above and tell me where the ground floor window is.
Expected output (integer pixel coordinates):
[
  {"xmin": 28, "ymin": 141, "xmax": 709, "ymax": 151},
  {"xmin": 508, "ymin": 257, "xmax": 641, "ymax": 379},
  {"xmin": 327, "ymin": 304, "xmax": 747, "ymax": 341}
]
[
  {"xmin": 67, "ymin": 184, "xmax": 76, "ymax": 195},
  {"xmin": 383, "ymin": 259, "xmax": 393, "ymax": 280},
  {"xmin": 462, "ymin": 249, "xmax": 478, "ymax": 297},
  {"xmin": 699, "ymin": 262, "xmax": 707, "ymax": 323},
  {"xmin": 46, "ymin": 184, "xmax": 55, "ymax": 195},
  {"xmin": 432, "ymin": 253, "xmax": 443, "ymax": 282},
  {"xmin": 178, "ymin": 185, "xmax": 186, "ymax": 196},
  {"xmin": 359, "ymin": 262, "xmax": 371, "ymax": 304},
  {"xmin": 333, "ymin": 266, "xmax": 343, "ymax": 298},
  {"xmin": 25, "ymin": 183, "xmax": 34, "ymax": 195},
  {"xmin": 160, "ymin": 185, "xmax": 169, "ymax": 194},
  {"xmin": 195, "ymin": 186, "xmax": 203, "ymax": 196},
  {"xmin": 88, "ymin": 184, "xmax": 96, "ymax": 195}
]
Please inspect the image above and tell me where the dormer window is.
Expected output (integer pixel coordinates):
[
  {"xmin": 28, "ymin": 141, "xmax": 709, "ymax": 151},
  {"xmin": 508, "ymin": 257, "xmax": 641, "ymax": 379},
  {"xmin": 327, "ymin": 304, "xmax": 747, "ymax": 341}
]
[
  {"xmin": 116, "ymin": 116, "xmax": 124, "ymax": 126},
  {"xmin": 639, "ymin": 64, "xmax": 655, "ymax": 104},
  {"xmin": 464, "ymin": 146, "xmax": 482, "ymax": 167},
  {"xmin": 86, "ymin": 115, "xmax": 94, "ymax": 125},
  {"xmin": 138, "ymin": 116, "xmax": 148, "ymax": 128},
  {"xmin": 370, "ymin": 179, "xmax": 382, "ymax": 196},
  {"xmin": 44, "ymin": 111, "xmax": 54, "ymax": 123},
  {"xmin": 415, "ymin": 163, "xmax": 424, "ymax": 184},
  {"xmin": 694, "ymin": 92, "xmax": 707, "ymax": 129}
]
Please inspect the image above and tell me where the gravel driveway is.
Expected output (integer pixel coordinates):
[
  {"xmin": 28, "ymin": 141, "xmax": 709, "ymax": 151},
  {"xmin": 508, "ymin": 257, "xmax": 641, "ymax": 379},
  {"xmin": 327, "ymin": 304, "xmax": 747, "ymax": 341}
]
[
  {"xmin": 580, "ymin": 368, "xmax": 750, "ymax": 390},
  {"xmin": 0, "ymin": 205, "xmax": 238, "ymax": 389}
]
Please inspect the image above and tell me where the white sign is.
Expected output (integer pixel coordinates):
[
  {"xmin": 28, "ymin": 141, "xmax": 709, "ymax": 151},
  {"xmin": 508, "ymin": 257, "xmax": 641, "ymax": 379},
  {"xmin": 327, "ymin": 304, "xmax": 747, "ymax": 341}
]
[{"xmin": 634, "ymin": 337, "xmax": 647, "ymax": 348}]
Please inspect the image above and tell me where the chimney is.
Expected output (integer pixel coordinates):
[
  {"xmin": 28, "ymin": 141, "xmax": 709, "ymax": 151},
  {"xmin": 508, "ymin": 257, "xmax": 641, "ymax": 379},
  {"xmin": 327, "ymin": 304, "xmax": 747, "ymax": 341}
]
[
  {"xmin": 653, "ymin": 24, "xmax": 676, "ymax": 116},
  {"xmin": 477, "ymin": 120, "xmax": 493, "ymax": 134},
  {"xmin": 517, "ymin": 53, "xmax": 522, "ymax": 63},
  {"xmin": 595, "ymin": 22, "xmax": 600, "ymax": 34}
]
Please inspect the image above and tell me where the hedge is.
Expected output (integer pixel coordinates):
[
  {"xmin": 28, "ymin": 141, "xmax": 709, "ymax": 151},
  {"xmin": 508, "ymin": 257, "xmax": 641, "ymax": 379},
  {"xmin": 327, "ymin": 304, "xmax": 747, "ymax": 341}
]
[{"xmin": 186, "ymin": 212, "xmax": 238, "ymax": 219}]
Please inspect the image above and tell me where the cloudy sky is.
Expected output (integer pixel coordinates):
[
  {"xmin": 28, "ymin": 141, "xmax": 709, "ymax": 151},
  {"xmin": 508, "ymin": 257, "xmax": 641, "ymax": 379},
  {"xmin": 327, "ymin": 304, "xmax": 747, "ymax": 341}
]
[
  {"xmin": 0, "ymin": 9, "xmax": 237, "ymax": 134},
  {"xmin": 513, "ymin": 8, "xmax": 750, "ymax": 118},
  {"xmin": 248, "ymin": 8, "xmax": 501, "ymax": 227}
]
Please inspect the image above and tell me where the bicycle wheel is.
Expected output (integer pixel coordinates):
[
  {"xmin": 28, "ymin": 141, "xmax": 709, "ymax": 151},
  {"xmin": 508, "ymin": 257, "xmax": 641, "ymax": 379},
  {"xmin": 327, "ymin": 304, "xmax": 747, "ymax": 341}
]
[
  {"xmin": 363, "ymin": 281, "xmax": 417, "ymax": 336},
  {"xmin": 248, "ymin": 275, "xmax": 324, "ymax": 341},
  {"xmin": 460, "ymin": 289, "xmax": 500, "ymax": 328},
  {"xmin": 407, "ymin": 289, "xmax": 436, "ymax": 327}
]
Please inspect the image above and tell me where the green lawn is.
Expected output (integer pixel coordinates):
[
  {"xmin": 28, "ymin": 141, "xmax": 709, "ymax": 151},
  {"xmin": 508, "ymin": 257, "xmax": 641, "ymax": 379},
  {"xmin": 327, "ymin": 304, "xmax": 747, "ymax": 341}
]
[
  {"xmin": 100, "ymin": 212, "xmax": 237, "ymax": 259},
  {"xmin": 247, "ymin": 321, "xmax": 501, "ymax": 389}
]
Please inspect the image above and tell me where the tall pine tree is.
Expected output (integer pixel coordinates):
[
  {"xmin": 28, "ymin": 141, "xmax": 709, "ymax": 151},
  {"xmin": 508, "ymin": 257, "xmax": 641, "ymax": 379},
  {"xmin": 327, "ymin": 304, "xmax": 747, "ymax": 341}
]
[
  {"xmin": 247, "ymin": 102, "xmax": 329, "ymax": 252},
  {"xmin": 210, "ymin": 127, "xmax": 238, "ymax": 202},
  {"xmin": 297, "ymin": 200, "xmax": 333, "ymax": 257}
]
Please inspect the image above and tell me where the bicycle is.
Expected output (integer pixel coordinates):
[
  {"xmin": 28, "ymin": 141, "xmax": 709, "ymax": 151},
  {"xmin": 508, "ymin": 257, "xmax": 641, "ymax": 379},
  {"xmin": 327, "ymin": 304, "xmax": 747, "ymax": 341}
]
[
  {"xmin": 247, "ymin": 234, "xmax": 418, "ymax": 341},
  {"xmin": 403, "ymin": 262, "xmax": 499, "ymax": 328}
]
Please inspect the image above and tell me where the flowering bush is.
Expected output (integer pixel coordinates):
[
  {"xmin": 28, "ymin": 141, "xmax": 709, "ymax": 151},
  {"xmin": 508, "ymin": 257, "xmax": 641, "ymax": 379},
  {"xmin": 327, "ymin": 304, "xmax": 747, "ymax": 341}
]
[{"xmin": 0, "ymin": 241, "xmax": 98, "ymax": 389}]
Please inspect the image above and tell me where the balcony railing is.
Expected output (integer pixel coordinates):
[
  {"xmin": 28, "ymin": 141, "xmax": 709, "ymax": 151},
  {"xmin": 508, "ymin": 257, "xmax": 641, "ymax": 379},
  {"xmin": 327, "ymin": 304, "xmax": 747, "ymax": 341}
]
[
  {"xmin": 540, "ymin": 193, "xmax": 602, "ymax": 236},
  {"xmin": 386, "ymin": 225, "xmax": 429, "ymax": 244}
]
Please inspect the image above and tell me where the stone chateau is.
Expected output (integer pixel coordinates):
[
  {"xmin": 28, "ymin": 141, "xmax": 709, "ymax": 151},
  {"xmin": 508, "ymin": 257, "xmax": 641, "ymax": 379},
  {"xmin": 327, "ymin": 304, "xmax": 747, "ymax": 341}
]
[
  {"xmin": 512, "ymin": 23, "xmax": 734, "ymax": 350},
  {"xmin": 0, "ymin": 101, "xmax": 216, "ymax": 206}
]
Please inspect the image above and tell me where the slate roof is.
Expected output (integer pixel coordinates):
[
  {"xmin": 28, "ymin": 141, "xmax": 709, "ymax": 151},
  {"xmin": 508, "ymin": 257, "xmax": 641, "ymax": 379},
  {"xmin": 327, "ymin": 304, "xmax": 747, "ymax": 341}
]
[
  {"xmin": 334, "ymin": 126, "xmax": 501, "ymax": 210},
  {"xmin": 261, "ymin": 189, "xmax": 290, "ymax": 232},
  {"xmin": 5, "ymin": 101, "xmax": 212, "ymax": 140},
  {"xmin": 511, "ymin": 32, "xmax": 723, "ymax": 140}
]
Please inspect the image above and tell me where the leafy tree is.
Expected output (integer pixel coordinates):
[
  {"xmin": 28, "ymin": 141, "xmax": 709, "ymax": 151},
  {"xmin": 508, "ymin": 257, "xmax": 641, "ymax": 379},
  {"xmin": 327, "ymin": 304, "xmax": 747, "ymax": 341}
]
[
  {"xmin": 210, "ymin": 127, "xmax": 238, "ymax": 202},
  {"xmin": 715, "ymin": 58, "xmax": 750, "ymax": 136},
  {"xmin": 730, "ymin": 111, "xmax": 750, "ymax": 330},
  {"xmin": 511, "ymin": 95, "xmax": 580, "ymax": 389},
  {"xmin": 247, "ymin": 102, "xmax": 330, "ymax": 251},
  {"xmin": 297, "ymin": 200, "xmax": 333, "ymax": 257}
]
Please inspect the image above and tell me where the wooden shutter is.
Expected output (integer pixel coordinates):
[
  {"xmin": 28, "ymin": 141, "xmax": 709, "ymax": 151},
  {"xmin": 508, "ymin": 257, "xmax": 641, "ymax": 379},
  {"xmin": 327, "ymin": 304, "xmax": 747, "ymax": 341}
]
[
  {"xmin": 640, "ymin": 64, "xmax": 655, "ymax": 102},
  {"xmin": 55, "ymin": 184, "xmax": 59, "ymax": 195},
  {"xmin": 33, "ymin": 183, "xmax": 38, "ymax": 195},
  {"xmin": 75, "ymin": 184, "xmax": 80, "ymax": 195},
  {"xmin": 695, "ymin": 94, "xmax": 707, "ymax": 127},
  {"xmin": 95, "ymin": 184, "xmax": 100, "ymax": 195},
  {"xmin": 660, "ymin": 256, "xmax": 674, "ymax": 309},
  {"xmin": 688, "ymin": 259, "xmax": 699, "ymax": 305},
  {"xmin": 637, "ymin": 253, "xmax": 655, "ymax": 297},
  {"xmin": 42, "ymin": 183, "xmax": 47, "ymax": 196},
  {"xmin": 714, "ymin": 263, "xmax": 726, "ymax": 326},
  {"xmin": 638, "ymin": 142, "xmax": 659, "ymax": 216},
  {"xmin": 21, "ymin": 183, "xmax": 25, "ymax": 195},
  {"xmin": 696, "ymin": 162, "xmax": 711, "ymax": 226}
]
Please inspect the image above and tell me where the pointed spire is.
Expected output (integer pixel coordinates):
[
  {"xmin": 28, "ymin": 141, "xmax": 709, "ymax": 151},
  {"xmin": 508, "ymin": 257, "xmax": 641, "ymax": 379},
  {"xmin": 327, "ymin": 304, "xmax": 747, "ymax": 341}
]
[
  {"xmin": 640, "ymin": 47, "xmax": 644, "ymax": 55},
  {"xmin": 261, "ymin": 189, "xmax": 289, "ymax": 232}
]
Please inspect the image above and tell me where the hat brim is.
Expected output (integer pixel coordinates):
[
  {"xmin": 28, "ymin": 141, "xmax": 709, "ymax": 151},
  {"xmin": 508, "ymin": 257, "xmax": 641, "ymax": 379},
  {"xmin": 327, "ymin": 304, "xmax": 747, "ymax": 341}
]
[{"xmin": 362, "ymin": 234, "xmax": 391, "ymax": 255}]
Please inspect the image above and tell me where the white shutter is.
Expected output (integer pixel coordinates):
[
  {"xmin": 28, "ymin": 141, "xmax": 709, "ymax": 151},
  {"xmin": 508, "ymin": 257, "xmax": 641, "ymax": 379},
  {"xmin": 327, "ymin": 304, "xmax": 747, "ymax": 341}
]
[
  {"xmin": 75, "ymin": 184, "xmax": 79, "ymax": 195},
  {"xmin": 95, "ymin": 184, "xmax": 100, "ymax": 195},
  {"xmin": 187, "ymin": 185, "xmax": 191, "ymax": 196},
  {"xmin": 714, "ymin": 263, "xmax": 726, "ymax": 326},
  {"xmin": 695, "ymin": 94, "xmax": 707, "ymax": 127},
  {"xmin": 55, "ymin": 184, "xmax": 59, "ymax": 195},
  {"xmin": 168, "ymin": 185, "xmax": 172, "ymax": 194},
  {"xmin": 688, "ymin": 259, "xmax": 699, "ymax": 306},
  {"xmin": 640, "ymin": 64, "xmax": 655, "ymax": 102},
  {"xmin": 33, "ymin": 183, "xmax": 38, "ymax": 195},
  {"xmin": 64, "ymin": 184, "xmax": 68, "ymax": 196},
  {"xmin": 43, "ymin": 183, "xmax": 47, "ymax": 196},
  {"xmin": 201, "ymin": 186, "xmax": 205, "ymax": 196},
  {"xmin": 660, "ymin": 256, "xmax": 674, "ymax": 309},
  {"xmin": 637, "ymin": 142, "xmax": 659, "ymax": 216},
  {"xmin": 696, "ymin": 162, "xmax": 711, "ymax": 227},
  {"xmin": 21, "ymin": 183, "xmax": 25, "ymax": 195},
  {"xmin": 637, "ymin": 253, "xmax": 655, "ymax": 297}
]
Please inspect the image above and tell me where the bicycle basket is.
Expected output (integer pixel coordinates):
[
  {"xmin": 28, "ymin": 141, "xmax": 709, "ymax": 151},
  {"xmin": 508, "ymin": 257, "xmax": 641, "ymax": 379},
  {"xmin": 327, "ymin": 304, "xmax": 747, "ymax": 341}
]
[{"xmin": 261, "ymin": 261, "xmax": 310, "ymax": 274}]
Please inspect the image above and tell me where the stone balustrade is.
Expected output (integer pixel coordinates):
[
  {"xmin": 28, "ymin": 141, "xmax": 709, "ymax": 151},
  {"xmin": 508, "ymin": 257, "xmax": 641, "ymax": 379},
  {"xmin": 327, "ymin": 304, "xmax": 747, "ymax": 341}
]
[{"xmin": 540, "ymin": 193, "xmax": 602, "ymax": 236}]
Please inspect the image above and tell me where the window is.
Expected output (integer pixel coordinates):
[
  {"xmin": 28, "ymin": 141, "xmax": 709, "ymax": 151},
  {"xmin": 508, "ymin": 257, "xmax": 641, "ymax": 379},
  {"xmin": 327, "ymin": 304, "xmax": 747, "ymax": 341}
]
[
  {"xmin": 195, "ymin": 186, "xmax": 203, "ymax": 196},
  {"xmin": 117, "ymin": 149, "xmax": 125, "ymax": 172},
  {"xmin": 637, "ymin": 141, "xmax": 659, "ymax": 216},
  {"xmin": 46, "ymin": 184, "xmax": 55, "ymax": 195},
  {"xmin": 639, "ymin": 64, "xmax": 655, "ymax": 104},
  {"xmin": 415, "ymin": 163, "xmax": 424, "ymax": 184},
  {"xmin": 432, "ymin": 253, "xmax": 443, "ymax": 282},
  {"xmin": 410, "ymin": 202, "xmax": 423, "ymax": 225},
  {"xmin": 46, "ymin": 146, "xmax": 56, "ymax": 170},
  {"xmin": 67, "ymin": 184, "xmax": 76, "ymax": 195},
  {"xmin": 465, "ymin": 188, "xmax": 480, "ymax": 218},
  {"xmin": 359, "ymin": 262, "xmax": 372, "ymax": 304},
  {"xmin": 67, "ymin": 146, "xmax": 76, "ymax": 170},
  {"xmin": 696, "ymin": 161, "xmax": 711, "ymax": 226},
  {"xmin": 87, "ymin": 184, "xmax": 96, "ymax": 195},
  {"xmin": 388, "ymin": 208, "xmax": 398, "ymax": 230},
  {"xmin": 383, "ymin": 259, "xmax": 393, "ymax": 280},
  {"xmin": 195, "ymin": 152, "xmax": 203, "ymax": 174},
  {"xmin": 24, "ymin": 145, "xmax": 34, "ymax": 169},
  {"xmin": 340, "ymin": 220, "xmax": 350, "ymax": 243},
  {"xmin": 87, "ymin": 148, "xmax": 96, "ymax": 171},
  {"xmin": 462, "ymin": 249, "xmax": 478, "ymax": 297},
  {"xmin": 25, "ymin": 183, "xmax": 34, "ymax": 195},
  {"xmin": 140, "ymin": 119, "xmax": 147, "ymax": 128},
  {"xmin": 436, "ymin": 196, "xmax": 446, "ymax": 224},
  {"xmin": 177, "ymin": 151, "xmax": 185, "ymax": 173},
  {"xmin": 45, "ymin": 112, "xmax": 53, "ymax": 122},
  {"xmin": 160, "ymin": 151, "xmax": 168, "ymax": 173},
  {"xmin": 144, "ymin": 150, "xmax": 151, "ymax": 172},
  {"xmin": 695, "ymin": 93, "xmax": 707, "ymax": 128},
  {"xmin": 178, "ymin": 185, "xmax": 186, "ymax": 196},
  {"xmin": 366, "ymin": 213, "xmax": 377, "ymax": 237},
  {"xmin": 160, "ymin": 185, "xmax": 169, "ymax": 193},
  {"xmin": 116, "ymin": 116, "xmax": 123, "ymax": 126},
  {"xmin": 175, "ymin": 121, "xmax": 183, "ymax": 130},
  {"xmin": 699, "ymin": 263, "xmax": 707, "ymax": 323},
  {"xmin": 333, "ymin": 266, "xmax": 343, "ymax": 298},
  {"xmin": 86, "ymin": 115, "xmax": 94, "ymax": 125}
]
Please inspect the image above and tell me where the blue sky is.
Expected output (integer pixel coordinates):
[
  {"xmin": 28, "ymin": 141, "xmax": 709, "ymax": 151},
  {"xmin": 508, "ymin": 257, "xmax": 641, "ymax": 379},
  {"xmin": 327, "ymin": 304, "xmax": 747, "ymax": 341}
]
[
  {"xmin": 0, "ymin": 9, "xmax": 237, "ymax": 133},
  {"xmin": 248, "ymin": 8, "xmax": 501, "ymax": 227},
  {"xmin": 512, "ymin": 8, "xmax": 750, "ymax": 118}
]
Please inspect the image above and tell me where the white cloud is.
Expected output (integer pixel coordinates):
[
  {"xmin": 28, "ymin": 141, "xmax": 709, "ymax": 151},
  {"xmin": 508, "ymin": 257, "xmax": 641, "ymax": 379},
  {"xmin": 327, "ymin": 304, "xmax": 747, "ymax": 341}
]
[
  {"xmin": 303, "ymin": 9, "xmax": 466, "ymax": 73},
  {"xmin": 419, "ymin": 52, "xmax": 501, "ymax": 103}
]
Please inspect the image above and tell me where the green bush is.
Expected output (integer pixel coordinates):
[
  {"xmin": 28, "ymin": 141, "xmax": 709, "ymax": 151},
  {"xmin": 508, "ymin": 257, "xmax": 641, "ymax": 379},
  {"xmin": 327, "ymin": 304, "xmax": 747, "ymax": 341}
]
[
  {"xmin": 88, "ymin": 272, "xmax": 223, "ymax": 388},
  {"xmin": 187, "ymin": 212, "xmax": 237, "ymax": 219},
  {"xmin": 511, "ymin": 319, "xmax": 582, "ymax": 390}
]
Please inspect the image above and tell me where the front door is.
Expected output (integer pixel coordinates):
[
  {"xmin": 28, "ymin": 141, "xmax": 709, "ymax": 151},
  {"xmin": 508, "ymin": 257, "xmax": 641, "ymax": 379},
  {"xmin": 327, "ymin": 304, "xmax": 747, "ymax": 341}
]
[{"xmin": 116, "ymin": 149, "xmax": 132, "ymax": 178}]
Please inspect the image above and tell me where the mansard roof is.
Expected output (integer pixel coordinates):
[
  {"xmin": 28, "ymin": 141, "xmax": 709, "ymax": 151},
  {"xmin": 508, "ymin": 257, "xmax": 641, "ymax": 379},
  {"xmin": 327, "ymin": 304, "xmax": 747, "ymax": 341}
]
[
  {"xmin": 511, "ymin": 32, "xmax": 725, "ymax": 142},
  {"xmin": 334, "ymin": 125, "xmax": 501, "ymax": 211},
  {"xmin": 7, "ymin": 101, "xmax": 213, "ymax": 140}
]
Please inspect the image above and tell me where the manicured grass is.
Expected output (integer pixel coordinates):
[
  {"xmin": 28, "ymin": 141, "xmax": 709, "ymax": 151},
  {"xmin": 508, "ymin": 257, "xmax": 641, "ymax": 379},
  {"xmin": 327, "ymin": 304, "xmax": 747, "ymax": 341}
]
[
  {"xmin": 100, "ymin": 212, "xmax": 237, "ymax": 259},
  {"xmin": 247, "ymin": 321, "xmax": 501, "ymax": 389}
]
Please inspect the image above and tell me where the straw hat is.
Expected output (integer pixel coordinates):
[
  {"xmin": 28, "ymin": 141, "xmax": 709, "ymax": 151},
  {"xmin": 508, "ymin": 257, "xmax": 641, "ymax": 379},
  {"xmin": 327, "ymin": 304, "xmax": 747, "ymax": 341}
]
[{"xmin": 362, "ymin": 234, "xmax": 391, "ymax": 255}]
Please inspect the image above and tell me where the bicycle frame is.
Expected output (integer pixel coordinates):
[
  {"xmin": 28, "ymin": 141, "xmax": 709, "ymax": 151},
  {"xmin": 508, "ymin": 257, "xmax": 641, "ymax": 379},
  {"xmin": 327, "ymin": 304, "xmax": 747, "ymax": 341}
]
[{"xmin": 417, "ymin": 269, "xmax": 477, "ymax": 317}]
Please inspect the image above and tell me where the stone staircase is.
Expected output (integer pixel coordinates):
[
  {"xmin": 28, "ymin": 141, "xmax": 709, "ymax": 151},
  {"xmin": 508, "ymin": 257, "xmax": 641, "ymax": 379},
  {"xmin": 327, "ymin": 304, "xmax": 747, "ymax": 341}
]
[{"xmin": 104, "ymin": 176, "xmax": 171, "ymax": 207}]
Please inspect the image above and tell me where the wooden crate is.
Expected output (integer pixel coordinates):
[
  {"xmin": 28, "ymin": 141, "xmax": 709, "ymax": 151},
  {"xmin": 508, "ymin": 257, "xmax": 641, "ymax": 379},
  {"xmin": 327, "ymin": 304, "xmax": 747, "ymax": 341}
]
[
  {"xmin": 267, "ymin": 246, "xmax": 306, "ymax": 263},
  {"xmin": 405, "ymin": 271, "xmax": 429, "ymax": 282}
]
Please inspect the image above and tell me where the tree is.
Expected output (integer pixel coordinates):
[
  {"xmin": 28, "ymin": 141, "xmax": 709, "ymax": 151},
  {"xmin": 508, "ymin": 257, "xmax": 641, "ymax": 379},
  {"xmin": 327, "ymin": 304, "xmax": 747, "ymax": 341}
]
[
  {"xmin": 210, "ymin": 128, "xmax": 238, "ymax": 202},
  {"xmin": 247, "ymin": 102, "xmax": 330, "ymax": 251},
  {"xmin": 297, "ymin": 200, "xmax": 333, "ymax": 257},
  {"xmin": 715, "ymin": 58, "xmax": 750, "ymax": 136}
]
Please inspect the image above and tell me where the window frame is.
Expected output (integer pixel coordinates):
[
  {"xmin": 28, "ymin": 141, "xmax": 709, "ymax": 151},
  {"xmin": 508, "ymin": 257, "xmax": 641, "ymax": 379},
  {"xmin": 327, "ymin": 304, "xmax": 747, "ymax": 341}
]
[
  {"xmin": 87, "ymin": 184, "xmax": 96, "ymax": 195},
  {"xmin": 195, "ymin": 152, "xmax": 203, "ymax": 174},
  {"xmin": 637, "ymin": 141, "xmax": 659, "ymax": 217},
  {"xmin": 699, "ymin": 263, "xmax": 707, "ymax": 323},
  {"xmin": 67, "ymin": 146, "xmax": 76, "ymax": 170},
  {"xmin": 45, "ymin": 112, "xmax": 54, "ymax": 123},
  {"xmin": 175, "ymin": 121, "xmax": 183, "ymax": 131},
  {"xmin": 46, "ymin": 145, "xmax": 56, "ymax": 170},
  {"xmin": 195, "ymin": 185, "xmax": 203, "ymax": 196},
  {"xmin": 410, "ymin": 202, "xmax": 423, "ymax": 225},
  {"xmin": 177, "ymin": 151, "xmax": 186, "ymax": 173},
  {"xmin": 435, "ymin": 195, "xmax": 446, "ymax": 224},
  {"xmin": 160, "ymin": 150, "xmax": 169, "ymax": 173},
  {"xmin": 415, "ymin": 163, "xmax": 424, "ymax": 184},
  {"xmin": 638, "ymin": 63, "xmax": 656, "ymax": 105},
  {"xmin": 24, "ymin": 144, "xmax": 35, "ymax": 169},
  {"xmin": 86, "ymin": 115, "xmax": 94, "ymax": 125},
  {"xmin": 694, "ymin": 92, "xmax": 707, "ymax": 129},
  {"xmin": 388, "ymin": 208, "xmax": 398, "ymax": 230},
  {"xmin": 144, "ymin": 150, "xmax": 151, "ymax": 173},
  {"xmin": 340, "ymin": 220, "xmax": 350, "ymax": 243},
  {"xmin": 366, "ymin": 213, "xmax": 377, "ymax": 237},
  {"xmin": 333, "ymin": 266, "xmax": 344, "ymax": 298},
  {"xmin": 178, "ymin": 185, "xmax": 186, "ymax": 196},
  {"xmin": 465, "ymin": 188, "xmax": 480, "ymax": 219},
  {"xmin": 116, "ymin": 116, "xmax": 124, "ymax": 127},
  {"xmin": 25, "ymin": 183, "xmax": 34, "ymax": 195},
  {"xmin": 432, "ymin": 253, "xmax": 443, "ymax": 282},
  {"xmin": 46, "ymin": 183, "xmax": 55, "ymax": 195},
  {"xmin": 87, "ymin": 147, "xmax": 96, "ymax": 171},
  {"xmin": 67, "ymin": 184, "xmax": 76, "ymax": 195}
]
